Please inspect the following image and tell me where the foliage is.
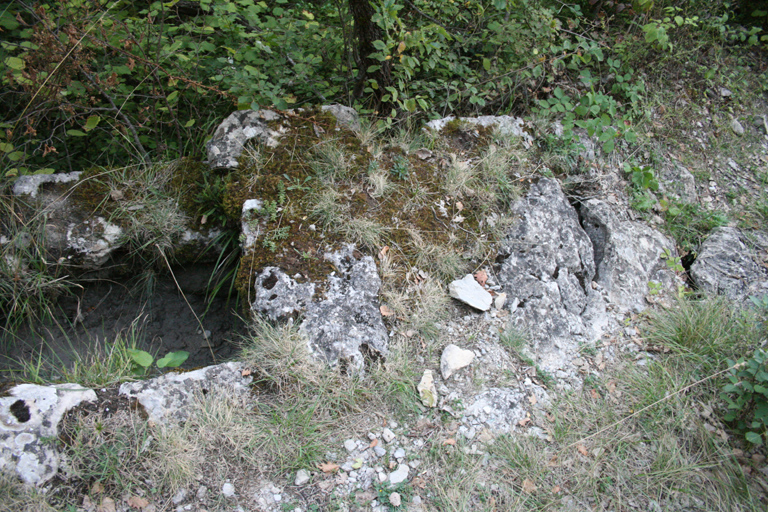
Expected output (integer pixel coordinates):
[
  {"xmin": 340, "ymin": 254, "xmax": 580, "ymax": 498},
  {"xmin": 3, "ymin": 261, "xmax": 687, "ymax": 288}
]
[
  {"xmin": 127, "ymin": 348, "xmax": 189, "ymax": 375},
  {"xmin": 721, "ymin": 349, "xmax": 768, "ymax": 446}
]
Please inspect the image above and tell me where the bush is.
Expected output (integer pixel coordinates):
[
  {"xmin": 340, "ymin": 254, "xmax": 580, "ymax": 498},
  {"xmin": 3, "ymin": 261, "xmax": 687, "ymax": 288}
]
[{"xmin": 721, "ymin": 349, "xmax": 768, "ymax": 446}]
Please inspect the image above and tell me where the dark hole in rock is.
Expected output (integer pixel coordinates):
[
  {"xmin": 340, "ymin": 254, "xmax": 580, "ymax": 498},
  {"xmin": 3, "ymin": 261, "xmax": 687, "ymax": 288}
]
[
  {"xmin": 0, "ymin": 263, "xmax": 247, "ymax": 380},
  {"xmin": 262, "ymin": 271, "xmax": 279, "ymax": 290},
  {"xmin": 10, "ymin": 399, "xmax": 31, "ymax": 423},
  {"xmin": 360, "ymin": 343, "xmax": 384, "ymax": 373},
  {"xmin": 269, "ymin": 294, "xmax": 278, "ymax": 301}
]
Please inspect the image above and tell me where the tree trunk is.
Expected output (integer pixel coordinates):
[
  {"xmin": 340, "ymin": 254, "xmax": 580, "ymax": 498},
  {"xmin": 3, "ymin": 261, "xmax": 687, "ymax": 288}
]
[{"xmin": 347, "ymin": 0, "xmax": 394, "ymax": 116}]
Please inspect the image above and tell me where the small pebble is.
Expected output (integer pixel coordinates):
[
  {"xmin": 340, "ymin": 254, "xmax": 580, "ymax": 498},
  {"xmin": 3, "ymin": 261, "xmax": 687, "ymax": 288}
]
[
  {"xmin": 389, "ymin": 492, "xmax": 402, "ymax": 507},
  {"xmin": 221, "ymin": 483, "xmax": 235, "ymax": 498}
]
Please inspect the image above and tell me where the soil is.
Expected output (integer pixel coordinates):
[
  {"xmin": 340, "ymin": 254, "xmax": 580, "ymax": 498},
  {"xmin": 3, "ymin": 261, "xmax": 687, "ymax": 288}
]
[{"xmin": 0, "ymin": 262, "xmax": 247, "ymax": 381}]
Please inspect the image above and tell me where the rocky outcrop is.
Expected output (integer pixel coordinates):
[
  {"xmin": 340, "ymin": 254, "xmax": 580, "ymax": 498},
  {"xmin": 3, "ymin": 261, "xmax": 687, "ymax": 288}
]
[
  {"xmin": 497, "ymin": 178, "xmax": 605, "ymax": 380},
  {"xmin": 11, "ymin": 172, "xmax": 222, "ymax": 271},
  {"xmin": 1, "ymin": 383, "xmax": 96, "ymax": 485},
  {"xmin": 496, "ymin": 178, "xmax": 677, "ymax": 384},
  {"xmin": 207, "ymin": 105, "xmax": 361, "ymax": 169},
  {"xmin": 119, "ymin": 362, "xmax": 252, "ymax": 424},
  {"xmin": 206, "ymin": 109, "xmax": 284, "ymax": 169},
  {"xmin": 580, "ymin": 198, "xmax": 678, "ymax": 314},
  {"xmin": 690, "ymin": 227, "xmax": 768, "ymax": 302}
]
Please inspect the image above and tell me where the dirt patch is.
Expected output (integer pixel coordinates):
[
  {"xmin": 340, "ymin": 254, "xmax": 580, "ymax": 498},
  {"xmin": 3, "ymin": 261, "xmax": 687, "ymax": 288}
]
[{"xmin": 0, "ymin": 263, "xmax": 247, "ymax": 379}]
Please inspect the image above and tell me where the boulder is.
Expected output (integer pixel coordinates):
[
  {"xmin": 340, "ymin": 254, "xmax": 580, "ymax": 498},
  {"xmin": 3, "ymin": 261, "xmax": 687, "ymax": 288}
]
[
  {"xmin": 497, "ymin": 178, "xmax": 605, "ymax": 377},
  {"xmin": 250, "ymin": 245, "xmax": 388, "ymax": 372},
  {"xmin": 321, "ymin": 104, "xmax": 361, "ymax": 132},
  {"xmin": 579, "ymin": 199, "xmax": 678, "ymax": 314},
  {"xmin": 1, "ymin": 383, "xmax": 96, "ymax": 485},
  {"xmin": 206, "ymin": 109, "xmax": 283, "ymax": 169},
  {"xmin": 299, "ymin": 246, "xmax": 388, "ymax": 372},
  {"xmin": 690, "ymin": 227, "xmax": 768, "ymax": 302}
]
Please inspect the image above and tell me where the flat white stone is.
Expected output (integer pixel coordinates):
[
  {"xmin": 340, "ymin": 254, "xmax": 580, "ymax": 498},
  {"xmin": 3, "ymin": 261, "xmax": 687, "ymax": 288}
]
[{"xmin": 449, "ymin": 274, "xmax": 492, "ymax": 311}]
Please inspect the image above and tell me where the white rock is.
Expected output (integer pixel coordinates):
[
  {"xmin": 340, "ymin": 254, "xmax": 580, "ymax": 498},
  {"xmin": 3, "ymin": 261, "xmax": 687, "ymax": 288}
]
[
  {"xmin": 172, "ymin": 488, "xmax": 187, "ymax": 505},
  {"xmin": 417, "ymin": 370, "xmax": 438, "ymax": 408},
  {"xmin": 449, "ymin": 274, "xmax": 492, "ymax": 311},
  {"xmin": 389, "ymin": 492, "xmax": 402, "ymax": 507},
  {"xmin": 440, "ymin": 344, "xmax": 475, "ymax": 379},
  {"xmin": 388, "ymin": 464, "xmax": 410, "ymax": 485},
  {"xmin": 493, "ymin": 292, "xmax": 507, "ymax": 310},
  {"xmin": 382, "ymin": 428, "xmax": 396, "ymax": 443},
  {"xmin": 295, "ymin": 469, "xmax": 311, "ymax": 486},
  {"xmin": 344, "ymin": 439, "xmax": 357, "ymax": 452},
  {"xmin": 394, "ymin": 447, "xmax": 405, "ymax": 459},
  {"xmin": 731, "ymin": 118, "xmax": 745, "ymax": 136},
  {"xmin": 222, "ymin": 483, "xmax": 235, "ymax": 498}
]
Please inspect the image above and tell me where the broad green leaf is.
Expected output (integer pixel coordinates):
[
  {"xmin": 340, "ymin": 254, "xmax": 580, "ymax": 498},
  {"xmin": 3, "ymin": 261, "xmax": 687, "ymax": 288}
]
[
  {"xmin": 184, "ymin": 119, "xmax": 195, "ymax": 128},
  {"xmin": 127, "ymin": 349, "xmax": 153, "ymax": 368},
  {"xmin": 624, "ymin": 130, "xmax": 637, "ymax": 143},
  {"xmin": 84, "ymin": 116, "xmax": 101, "ymax": 132},
  {"xmin": 602, "ymin": 139, "xmax": 615, "ymax": 154},
  {"xmin": 745, "ymin": 432, "xmax": 763, "ymax": 445},
  {"xmin": 7, "ymin": 151, "xmax": 23, "ymax": 162},
  {"xmin": 33, "ymin": 168, "xmax": 55, "ymax": 175},
  {"xmin": 0, "ymin": 142, "xmax": 13, "ymax": 153},
  {"xmin": 167, "ymin": 90, "xmax": 179, "ymax": 102},
  {"xmin": 483, "ymin": 58, "xmax": 491, "ymax": 71},
  {"xmin": 4, "ymin": 56, "xmax": 25, "ymax": 71},
  {"xmin": 66, "ymin": 130, "xmax": 87, "ymax": 137},
  {"xmin": 157, "ymin": 351, "xmax": 189, "ymax": 368}
]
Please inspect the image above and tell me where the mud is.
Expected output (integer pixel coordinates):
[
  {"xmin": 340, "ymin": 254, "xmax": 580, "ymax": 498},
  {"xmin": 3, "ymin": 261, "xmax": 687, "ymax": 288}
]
[{"xmin": 0, "ymin": 263, "xmax": 247, "ymax": 380}]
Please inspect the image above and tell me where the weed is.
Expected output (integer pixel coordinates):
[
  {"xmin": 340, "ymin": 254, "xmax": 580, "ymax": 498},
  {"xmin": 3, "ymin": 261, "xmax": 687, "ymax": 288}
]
[
  {"xmin": 661, "ymin": 201, "xmax": 728, "ymax": 253},
  {"xmin": 309, "ymin": 141, "xmax": 352, "ymax": 183},
  {"xmin": 0, "ymin": 186, "xmax": 74, "ymax": 335},
  {"xmin": 390, "ymin": 155, "xmax": 410, "ymax": 180}
]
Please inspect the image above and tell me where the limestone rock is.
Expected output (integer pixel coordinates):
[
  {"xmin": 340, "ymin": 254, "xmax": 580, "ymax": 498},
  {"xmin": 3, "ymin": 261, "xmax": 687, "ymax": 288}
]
[
  {"xmin": 388, "ymin": 464, "xmax": 410, "ymax": 485},
  {"xmin": 440, "ymin": 344, "xmax": 475, "ymax": 380},
  {"xmin": 295, "ymin": 469, "xmax": 311, "ymax": 486},
  {"xmin": 658, "ymin": 162, "xmax": 697, "ymax": 203},
  {"xmin": 119, "ymin": 362, "xmax": 252, "ymax": 424},
  {"xmin": 579, "ymin": 199, "xmax": 678, "ymax": 313},
  {"xmin": 425, "ymin": 115, "xmax": 532, "ymax": 146},
  {"xmin": 1, "ymin": 383, "xmax": 96, "ymax": 486},
  {"xmin": 206, "ymin": 109, "xmax": 283, "ymax": 169},
  {"xmin": 250, "ymin": 267, "xmax": 316, "ymax": 320},
  {"xmin": 731, "ymin": 118, "xmax": 745, "ymax": 136},
  {"xmin": 321, "ymin": 104, "xmax": 360, "ymax": 132},
  {"xmin": 12, "ymin": 172, "xmax": 82, "ymax": 199},
  {"xmin": 449, "ymin": 274, "xmax": 492, "ymax": 311},
  {"xmin": 497, "ymin": 178, "xmax": 604, "ymax": 377},
  {"xmin": 299, "ymin": 245, "xmax": 388, "ymax": 372},
  {"xmin": 690, "ymin": 227, "xmax": 768, "ymax": 302},
  {"xmin": 461, "ymin": 386, "xmax": 548, "ymax": 435},
  {"xmin": 417, "ymin": 370, "xmax": 438, "ymax": 408}
]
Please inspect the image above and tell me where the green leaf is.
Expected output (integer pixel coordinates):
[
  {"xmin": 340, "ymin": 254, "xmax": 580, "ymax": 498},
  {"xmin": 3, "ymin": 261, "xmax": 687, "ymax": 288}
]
[
  {"xmin": 0, "ymin": 142, "xmax": 13, "ymax": 153},
  {"xmin": 127, "ymin": 349, "xmax": 153, "ymax": 368},
  {"xmin": 4, "ymin": 56, "xmax": 25, "ymax": 71},
  {"xmin": 483, "ymin": 58, "xmax": 491, "ymax": 71},
  {"xmin": 602, "ymin": 139, "xmax": 615, "ymax": 154},
  {"xmin": 7, "ymin": 151, "xmax": 23, "ymax": 162},
  {"xmin": 33, "ymin": 168, "xmax": 56, "ymax": 175},
  {"xmin": 745, "ymin": 432, "xmax": 763, "ymax": 445},
  {"xmin": 66, "ymin": 130, "xmax": 87, "ymax": 137},
  {"xmin": 167, "ymin": 90, "xmax": 179, "ymax": 102},
  {"xmin": 184, "ymin": 119, "xmax": 196, "ymax": 128},
  {"xmin": 156, "ymin": 351, "xmax": 189, "ymax": 368},
  {"xmin": 84, "ymin": 116, "xmax": 101, "ymax": 132},
  {"xmin": 624, "ymin": 130, "xmax": 637, "ymax": 143}
]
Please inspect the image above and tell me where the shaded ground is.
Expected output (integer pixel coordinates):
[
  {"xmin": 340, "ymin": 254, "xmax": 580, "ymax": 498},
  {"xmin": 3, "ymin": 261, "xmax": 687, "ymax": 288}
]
[{"xmin": 0, "ymin": 263, "xmax": 246, "ymax": 379}]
